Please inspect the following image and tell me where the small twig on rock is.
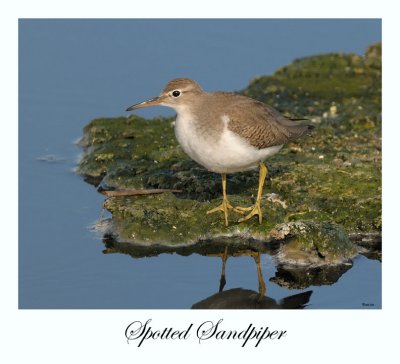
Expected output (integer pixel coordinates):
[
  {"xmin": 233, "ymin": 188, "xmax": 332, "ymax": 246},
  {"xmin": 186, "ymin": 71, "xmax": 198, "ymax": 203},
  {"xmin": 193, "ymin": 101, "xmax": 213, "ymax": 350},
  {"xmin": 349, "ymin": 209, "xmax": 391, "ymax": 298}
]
[{"xmin": 99, "ymin": 189, "xmax": 182, "ymax": 197}]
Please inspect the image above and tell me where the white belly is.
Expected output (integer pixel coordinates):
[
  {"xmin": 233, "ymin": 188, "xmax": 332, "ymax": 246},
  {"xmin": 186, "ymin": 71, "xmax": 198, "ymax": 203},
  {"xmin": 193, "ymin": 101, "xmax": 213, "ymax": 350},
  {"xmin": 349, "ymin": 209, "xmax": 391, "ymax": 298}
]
[{"xmin": 174, "ymin": 114, "xmax": 283, "ymax": 174}]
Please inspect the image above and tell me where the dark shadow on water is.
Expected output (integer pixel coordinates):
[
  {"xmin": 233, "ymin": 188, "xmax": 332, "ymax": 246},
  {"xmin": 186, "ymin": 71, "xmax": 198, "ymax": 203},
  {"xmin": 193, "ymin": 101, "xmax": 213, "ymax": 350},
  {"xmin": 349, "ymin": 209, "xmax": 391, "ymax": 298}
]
[{"xmin": 192, "ymin": 288, "xmax": 312, "ymax": 309}]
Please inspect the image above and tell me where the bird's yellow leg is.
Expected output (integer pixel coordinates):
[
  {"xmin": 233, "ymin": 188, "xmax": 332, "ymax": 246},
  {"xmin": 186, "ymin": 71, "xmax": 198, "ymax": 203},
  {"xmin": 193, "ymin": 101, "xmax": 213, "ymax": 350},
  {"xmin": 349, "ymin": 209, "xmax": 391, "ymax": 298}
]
[
  {"xmin": 219, "ymin": 246, "xmax": 228, "ymax": 292},
  {"xmin": 237, "ymin": 162, "xmax": 268, "ymax": 224},
  {"xmin": 207, "ymin": 174, "xmax": 234, "ymax": 226},
  {"xmin": 251, "ymin": 251, "xmax": 266, "ymax": 301}
]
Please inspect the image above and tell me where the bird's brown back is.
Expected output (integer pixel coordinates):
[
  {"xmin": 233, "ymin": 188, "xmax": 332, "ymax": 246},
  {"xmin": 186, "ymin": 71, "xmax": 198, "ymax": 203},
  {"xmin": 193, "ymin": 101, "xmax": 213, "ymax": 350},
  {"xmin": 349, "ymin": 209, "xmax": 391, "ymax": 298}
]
[{"xmin": 208, "ymin": 93, "xmax": 313, "ymax": 149}]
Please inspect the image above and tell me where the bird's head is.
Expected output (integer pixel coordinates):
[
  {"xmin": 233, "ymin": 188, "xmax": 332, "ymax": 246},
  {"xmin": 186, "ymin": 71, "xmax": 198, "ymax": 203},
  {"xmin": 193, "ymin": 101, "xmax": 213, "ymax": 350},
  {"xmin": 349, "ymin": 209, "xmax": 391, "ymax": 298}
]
[{"xmin": 126, "ymin": 78, "xmax": 203, "ymax": 112}]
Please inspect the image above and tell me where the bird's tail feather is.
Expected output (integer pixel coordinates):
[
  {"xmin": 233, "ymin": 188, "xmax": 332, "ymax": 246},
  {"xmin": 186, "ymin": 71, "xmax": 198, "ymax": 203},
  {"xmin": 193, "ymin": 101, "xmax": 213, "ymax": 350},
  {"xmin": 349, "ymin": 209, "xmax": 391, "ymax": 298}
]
[
  {"xmin": 279, "ymin": 290, "xmax": 313, "ymax": 309},
  {"xmin": 287, "ymin": 124, "xmax": 314, "ymax": 139}
]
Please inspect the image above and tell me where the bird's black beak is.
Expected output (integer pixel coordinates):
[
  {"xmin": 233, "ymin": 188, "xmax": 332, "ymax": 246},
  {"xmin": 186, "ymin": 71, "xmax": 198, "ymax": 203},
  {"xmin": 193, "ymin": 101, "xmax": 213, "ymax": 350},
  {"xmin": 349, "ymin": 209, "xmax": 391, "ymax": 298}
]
[{"xmin": 126, "ymin": 97, "xmax": 161, "ymax": 111}]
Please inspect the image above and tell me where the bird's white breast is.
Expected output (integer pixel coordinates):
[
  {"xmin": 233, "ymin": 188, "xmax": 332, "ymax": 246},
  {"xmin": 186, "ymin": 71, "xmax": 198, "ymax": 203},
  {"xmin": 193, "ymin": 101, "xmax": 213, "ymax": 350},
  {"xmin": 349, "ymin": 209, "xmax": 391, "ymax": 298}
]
[{"xmin": 174, "ymin": 111, "xmax": 282, "ymax": 174}]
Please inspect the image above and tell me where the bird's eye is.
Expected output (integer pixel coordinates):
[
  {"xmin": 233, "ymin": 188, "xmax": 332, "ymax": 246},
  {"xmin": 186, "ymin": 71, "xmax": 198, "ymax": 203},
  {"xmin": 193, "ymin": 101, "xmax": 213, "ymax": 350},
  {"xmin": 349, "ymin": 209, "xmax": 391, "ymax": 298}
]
[{"xmin": 172, "ymin": 90, "xmax": 181, "ymax": 97}]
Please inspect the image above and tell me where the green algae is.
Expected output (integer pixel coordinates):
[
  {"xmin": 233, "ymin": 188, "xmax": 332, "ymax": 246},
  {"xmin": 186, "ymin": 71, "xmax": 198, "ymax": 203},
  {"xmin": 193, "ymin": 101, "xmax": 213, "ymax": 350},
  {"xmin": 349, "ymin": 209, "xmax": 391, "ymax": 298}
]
[
  {"xmin": 271, "ymin": 221, "xmax": 357, "ymax": 265},
  {"xmin": 102, "ymin": 192, "xmax": 289, "ymax": 245},
  {"xmin": 77, "ymin": 43, "xmax": 381, "ymax": 265},
  {"xmin": 243, "ymin": 43, "xmax": 381, "ymax": 119}
]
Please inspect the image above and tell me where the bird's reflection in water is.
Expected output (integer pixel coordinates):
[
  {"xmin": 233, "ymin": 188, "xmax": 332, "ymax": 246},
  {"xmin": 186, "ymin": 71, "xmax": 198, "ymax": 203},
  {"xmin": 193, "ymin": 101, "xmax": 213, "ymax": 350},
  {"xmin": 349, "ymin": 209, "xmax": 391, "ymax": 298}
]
[{"xmin": 192, "ymin": 247, "xmax": 312, "ymax": 309}]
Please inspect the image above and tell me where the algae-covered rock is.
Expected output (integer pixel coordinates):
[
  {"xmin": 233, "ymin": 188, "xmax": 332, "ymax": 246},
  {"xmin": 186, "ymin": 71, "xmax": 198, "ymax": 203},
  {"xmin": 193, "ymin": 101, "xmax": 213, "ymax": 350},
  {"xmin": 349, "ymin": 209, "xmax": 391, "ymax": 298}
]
[
  {"xmin": 77, "ymin": 43, "xmax": 381, "ymax": 266},
  {"xmin": 243, "ymin": 43, "xmax": 381, "ymax": 119},
  {"xmin": 270, "ymin": 222, "xmax": 357, "ymax": 265}
]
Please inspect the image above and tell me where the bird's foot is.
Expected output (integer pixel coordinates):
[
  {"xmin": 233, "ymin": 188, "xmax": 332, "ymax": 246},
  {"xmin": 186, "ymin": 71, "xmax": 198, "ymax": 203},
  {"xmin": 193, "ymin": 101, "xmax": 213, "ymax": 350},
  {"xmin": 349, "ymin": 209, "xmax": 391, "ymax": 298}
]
[
  {"xmin": 237, "ymin": 201, "xmax": 263, "ymax": 224},
  {"xmin": 207, "ymin": 199, "xmax": 238, "ymax": 227}
]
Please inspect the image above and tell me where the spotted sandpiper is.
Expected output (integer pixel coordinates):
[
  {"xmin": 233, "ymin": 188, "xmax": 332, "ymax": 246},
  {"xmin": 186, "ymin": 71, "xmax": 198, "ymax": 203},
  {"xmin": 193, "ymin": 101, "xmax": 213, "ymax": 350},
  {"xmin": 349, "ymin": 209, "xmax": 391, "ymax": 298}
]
[{"xmin": 126, "ymin": 78, "xmax": 313, "ymax": 226}]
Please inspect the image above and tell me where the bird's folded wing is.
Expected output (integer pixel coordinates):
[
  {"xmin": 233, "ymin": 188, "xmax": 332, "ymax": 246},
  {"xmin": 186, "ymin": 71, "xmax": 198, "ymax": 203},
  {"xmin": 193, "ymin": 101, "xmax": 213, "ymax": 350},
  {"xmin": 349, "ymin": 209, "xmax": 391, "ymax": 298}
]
[{"xmin": 227, "ymin": 99, "xmax": 312, "ymax": 149}]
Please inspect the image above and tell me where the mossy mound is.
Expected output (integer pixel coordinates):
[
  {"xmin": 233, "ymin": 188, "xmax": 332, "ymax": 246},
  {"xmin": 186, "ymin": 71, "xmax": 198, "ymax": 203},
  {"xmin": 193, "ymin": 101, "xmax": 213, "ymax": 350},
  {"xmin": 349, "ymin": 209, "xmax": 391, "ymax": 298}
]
[
  {"xmin": 77, "ymin": 43, "xmax": 381, "ymax": 266},
  {"xmin": 244, "ymin": 43, "xmax": 381, "ymax": 120},
  {"xmin": 271, "ymin": 222, "xmax": 357, "ymax": 265}
]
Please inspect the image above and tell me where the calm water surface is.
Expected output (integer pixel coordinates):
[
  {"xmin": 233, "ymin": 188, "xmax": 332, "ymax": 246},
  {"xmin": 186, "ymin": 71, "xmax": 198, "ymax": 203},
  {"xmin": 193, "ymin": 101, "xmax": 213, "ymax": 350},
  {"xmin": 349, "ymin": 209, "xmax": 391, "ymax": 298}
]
[{"xmin": 19, "ymin": 19, "xmax": 381, "ymax": 309}]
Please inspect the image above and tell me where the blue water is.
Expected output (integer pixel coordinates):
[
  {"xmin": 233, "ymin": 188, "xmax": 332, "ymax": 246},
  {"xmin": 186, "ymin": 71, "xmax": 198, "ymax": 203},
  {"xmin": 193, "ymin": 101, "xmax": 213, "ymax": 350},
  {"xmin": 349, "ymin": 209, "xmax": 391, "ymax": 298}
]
[{"xmin": 19, "ymin": 19, "xmax": 381, "ymax": 309}]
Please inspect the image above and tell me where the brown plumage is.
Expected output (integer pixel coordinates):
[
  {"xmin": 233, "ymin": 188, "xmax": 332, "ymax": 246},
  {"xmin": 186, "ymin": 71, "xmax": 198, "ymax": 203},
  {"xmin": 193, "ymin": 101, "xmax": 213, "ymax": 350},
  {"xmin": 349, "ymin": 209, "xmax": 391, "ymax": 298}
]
[{"xmin": 214, "ymin": 94, "xmax": 313, "ymax": 149}]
